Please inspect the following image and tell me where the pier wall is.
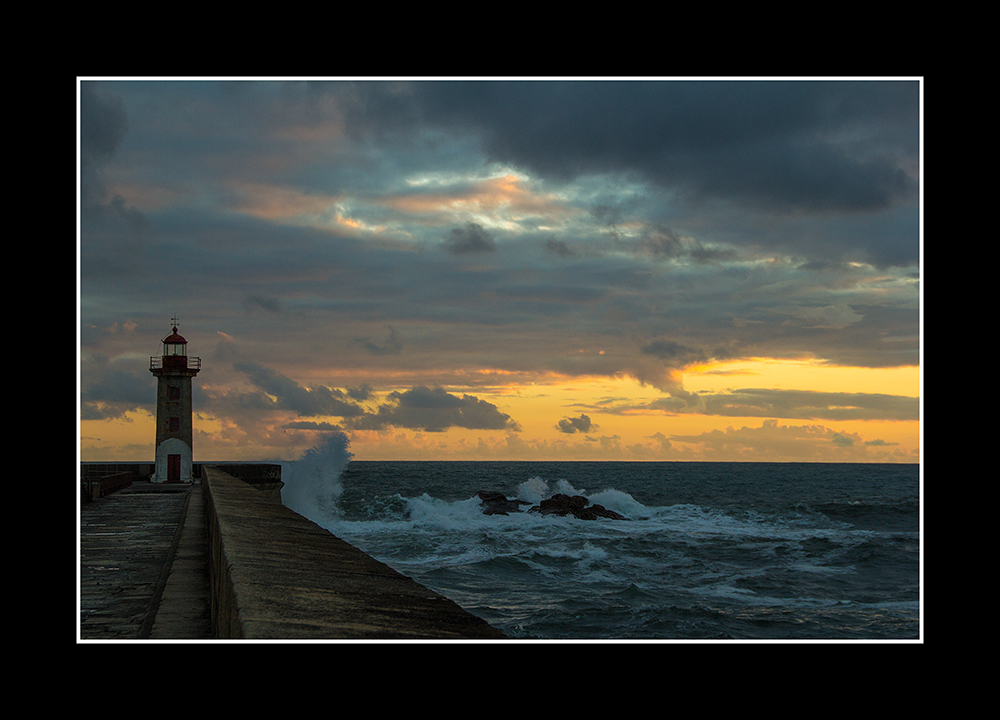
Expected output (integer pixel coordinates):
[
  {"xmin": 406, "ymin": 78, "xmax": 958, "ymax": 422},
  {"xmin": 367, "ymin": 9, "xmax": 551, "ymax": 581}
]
[
  {"xmin": 80, "ymin": 463, "xmax": 150, "ymax": 501},
  {"xmin": 202, "ymin": 466, "xmax": 505, "ymax": 639}
]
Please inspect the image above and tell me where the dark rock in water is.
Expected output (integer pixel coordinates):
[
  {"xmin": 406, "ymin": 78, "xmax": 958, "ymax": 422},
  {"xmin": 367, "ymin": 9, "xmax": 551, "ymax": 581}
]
[
  {"xmin": 477, "ymin": 490, "xmax": 532, "ymax": 516},
  {"xmin": 582, "ymin": 503, "xmax": 626, "ymax": 521},
  {"xmin": 531, "ymin": 494, "xmax": 587, "ymax": 516},
  {"xmin": 478, "ymin": 491, "xmax": 626, "ymax": 520},
  {"xmin": 528, "ymin": 493, "xmax": 626, "ymax": 521}
]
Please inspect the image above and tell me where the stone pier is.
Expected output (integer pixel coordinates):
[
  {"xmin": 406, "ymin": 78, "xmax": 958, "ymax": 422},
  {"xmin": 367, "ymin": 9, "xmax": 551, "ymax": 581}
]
[{"xmin": 79, "ymin": 465, "xmax": 506, "ymax": 641}]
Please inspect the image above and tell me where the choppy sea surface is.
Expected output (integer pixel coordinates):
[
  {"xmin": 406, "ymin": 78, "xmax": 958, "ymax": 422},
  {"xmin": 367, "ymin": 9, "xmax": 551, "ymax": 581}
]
[{"xmin": 281, "ymin": 439, "xmax": 921, "ymax": 641}]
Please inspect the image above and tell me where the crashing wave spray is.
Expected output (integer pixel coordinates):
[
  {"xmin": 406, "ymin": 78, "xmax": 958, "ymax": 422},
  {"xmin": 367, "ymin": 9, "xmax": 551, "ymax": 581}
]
[{"xmin": 281, "ymin": 430, "xmax": 354, "ymax": 525}]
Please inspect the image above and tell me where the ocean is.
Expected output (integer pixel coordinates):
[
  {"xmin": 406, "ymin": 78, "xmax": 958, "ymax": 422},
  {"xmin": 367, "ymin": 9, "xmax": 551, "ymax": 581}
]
[{"xmin": 280, "ymin": 436, "xmax": 921, "ymax": 641}]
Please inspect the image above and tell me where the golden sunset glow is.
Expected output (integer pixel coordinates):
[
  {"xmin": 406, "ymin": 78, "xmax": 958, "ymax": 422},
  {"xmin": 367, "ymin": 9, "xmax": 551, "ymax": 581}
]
[
  {"xmin": 686, "ymin": 358, "xmax": 920, "ymax": 398},
  {"xmin": 86, "ymin": 363, "xmax": 919, "ymax": 463}
]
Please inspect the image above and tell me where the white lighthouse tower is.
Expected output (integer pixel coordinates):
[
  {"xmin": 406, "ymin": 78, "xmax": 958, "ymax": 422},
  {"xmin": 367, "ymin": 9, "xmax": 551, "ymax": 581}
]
[{"xmin": 149, "ymin": 318, "xmax": 201, "ymax": 483}]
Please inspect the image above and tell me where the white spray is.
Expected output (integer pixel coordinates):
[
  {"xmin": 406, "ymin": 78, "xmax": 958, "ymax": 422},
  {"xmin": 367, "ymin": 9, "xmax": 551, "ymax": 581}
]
[{"xmin": 282, "ymin": 431, "xmax": 354, "ymax": 525}]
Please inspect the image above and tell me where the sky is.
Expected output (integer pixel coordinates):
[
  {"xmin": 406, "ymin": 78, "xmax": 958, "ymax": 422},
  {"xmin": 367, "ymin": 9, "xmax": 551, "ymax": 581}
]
[{"xmin": 78, "ymin": 78, "xmax": 921, "ymax": 463}]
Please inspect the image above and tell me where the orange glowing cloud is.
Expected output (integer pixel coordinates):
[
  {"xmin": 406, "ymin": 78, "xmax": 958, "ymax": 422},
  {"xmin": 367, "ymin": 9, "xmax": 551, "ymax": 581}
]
[
  {"xmin": 225, "ymin": 182, "xmax": 338, "ymax": 221},
  {"xmin": 383, "ymin": 173, "xmax": 568, "ymax": 222}
]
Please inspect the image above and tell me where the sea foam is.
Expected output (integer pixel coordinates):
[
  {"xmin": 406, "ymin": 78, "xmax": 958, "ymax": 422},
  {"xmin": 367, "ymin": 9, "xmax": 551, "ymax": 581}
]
[{"xmin": 281, "ymin": 431, "xmax": 354, "ymax": 524}]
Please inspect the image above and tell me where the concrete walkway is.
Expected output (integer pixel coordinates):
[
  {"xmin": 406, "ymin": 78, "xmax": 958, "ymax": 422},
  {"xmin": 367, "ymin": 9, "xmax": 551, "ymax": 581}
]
[
  {"xmin": 149, "ymin": 482, "xmax": 211, "ymax": 638},
  {"xmin": 79, "ymin": 481, "xmax": 211, "ymax": 640}
]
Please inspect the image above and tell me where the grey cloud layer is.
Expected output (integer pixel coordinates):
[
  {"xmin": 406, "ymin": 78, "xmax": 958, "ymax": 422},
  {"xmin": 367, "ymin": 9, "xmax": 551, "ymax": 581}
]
[
  {"xmin": 633, "ymin": 388, "xmax": 919, "ymax": 422},
  {"xmin": 228, "ymin": 362, "xmax": 519, "ymax": 433},
  {"xmin": 345, "ymin": 386, "xmax": 520, "ymax": 433},
  {"xmin": 350, "ymin": 81, "xmax": 918, "ymax": 230},
  {"xmin": 79, "ymin": 79, "xmax": 920, "ymax": 435}
]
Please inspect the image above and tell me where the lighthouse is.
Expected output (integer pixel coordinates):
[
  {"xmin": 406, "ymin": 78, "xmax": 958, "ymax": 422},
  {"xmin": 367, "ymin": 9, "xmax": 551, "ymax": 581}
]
[{"xmin": 149, "ymin": 318, "xmax": 201, "ymax": 483}]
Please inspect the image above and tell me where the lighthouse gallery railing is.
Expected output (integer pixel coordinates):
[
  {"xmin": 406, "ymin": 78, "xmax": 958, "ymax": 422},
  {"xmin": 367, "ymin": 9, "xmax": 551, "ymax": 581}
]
[{"xmin": 150, "ymin": 356, "xmax": 202, "ymax": 370}]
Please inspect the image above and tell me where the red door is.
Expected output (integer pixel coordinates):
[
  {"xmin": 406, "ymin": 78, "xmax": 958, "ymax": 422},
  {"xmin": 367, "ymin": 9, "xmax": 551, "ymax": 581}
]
[{"xmin": 168, "ymin": 454, "xmax": 181, "ymax": 483}]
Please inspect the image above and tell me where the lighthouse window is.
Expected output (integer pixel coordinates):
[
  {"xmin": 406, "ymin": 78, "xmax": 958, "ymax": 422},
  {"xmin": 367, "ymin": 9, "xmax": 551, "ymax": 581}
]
[
  {"xmin": 169, "ymin": 386, "xmax": 180, "ymax": 401},
  {"xmin": 169, "ymin": 417, "xmax": 180, "ymax": 432}
]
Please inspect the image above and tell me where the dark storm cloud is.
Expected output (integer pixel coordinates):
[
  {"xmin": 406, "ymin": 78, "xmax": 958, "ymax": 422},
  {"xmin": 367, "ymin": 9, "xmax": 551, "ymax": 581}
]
[
  {"xmin": 641, "ymin": 339, "xmax": 735, "ymax": 368},
  {"xmin": 284, "ymin": 421, "xmax": 345, "ymax": 432},
  {"xmin": 636, "ymin": 224, "xmax": 685, "ymax": 258},
  {"xmin": 405, "ymin": 80, "xmax": 919, "ymax": 216},
  {"xmin": 357, "ymin": 325, "xmax": 403, "ymax": 356},
  {"xmin": 609, "ymin": 221, "xmax": 739, "ymax": 264},
  {"xmin": 302, "ymin": 79, "xmax": 917, "ymax": 269},
  {"xmin": 346, "ymin": 385, "xmax": 521, "ymax": 433},
  {"xmin": 545, "ymin": 237, "xmax": 574, "ymax": 257},
  {"xmin": 243, "ymin": 294, "xmax": 283, "ymax": 314},
  {"xmin": 79, "ymin": 83, "xmax": 155, "ymax": 281},
  {"xmin": 557, "ymin": 413, "xmax": 595, "ymax": 434},
  {"xmin": 233, "ymin": 360, "xmax": 367, "ymax": 417},
  {"xmin": 231, "ymin": 356, "xmax": 521, "ymax": 433},
  {"xmin": 346, "ymin": 384, "xmax": 375, "ymax": 401},
  {"xmin": 443, "ymin": 222, "xmax": 496, "ymax": 254},
  {"xmin": 641, "ymin": 339, "xmax": 702, "ymax": 365},
  {"xmin": 80, "ymin": 361, "xmax": 154, "ymax": 420},
  {"xmin": 80, "ymin": 83, "xmax": 129, "ymax": 211}
]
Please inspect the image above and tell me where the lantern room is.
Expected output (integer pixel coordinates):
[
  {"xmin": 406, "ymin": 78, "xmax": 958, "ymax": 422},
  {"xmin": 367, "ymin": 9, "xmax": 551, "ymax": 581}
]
[
  {"xmin": 162, "ymin": 326, "xmax": 187, "ymax": 354},
  {"xmin": 160, "ymin": 326, "xmax": 188, "ymax": 369}
]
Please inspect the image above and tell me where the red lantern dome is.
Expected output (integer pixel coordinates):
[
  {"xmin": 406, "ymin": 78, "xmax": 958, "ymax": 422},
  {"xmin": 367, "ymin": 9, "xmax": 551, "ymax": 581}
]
[{"xmin": 163, "ymin": 326, "xmax": 187, "ymax": 345}]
